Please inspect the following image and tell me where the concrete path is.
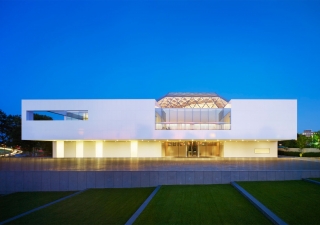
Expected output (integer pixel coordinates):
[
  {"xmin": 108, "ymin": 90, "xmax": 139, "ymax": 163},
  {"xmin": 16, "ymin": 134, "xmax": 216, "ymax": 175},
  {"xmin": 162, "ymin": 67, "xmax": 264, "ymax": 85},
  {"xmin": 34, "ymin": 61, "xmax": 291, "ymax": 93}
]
[
  {"xmin": 125, "ymin": 185, "xmax": 161, "ymax": 225},
  {"xmin": 303, "ymin": 178, "xmax": 320, "ymax": 186},
  {"xmin": 231, "ymin": 182, "xmax": 287, "ymax": 225},
  {"xmin": 0, "ymin": 189, "xmax": 86, "ymax": 225}
]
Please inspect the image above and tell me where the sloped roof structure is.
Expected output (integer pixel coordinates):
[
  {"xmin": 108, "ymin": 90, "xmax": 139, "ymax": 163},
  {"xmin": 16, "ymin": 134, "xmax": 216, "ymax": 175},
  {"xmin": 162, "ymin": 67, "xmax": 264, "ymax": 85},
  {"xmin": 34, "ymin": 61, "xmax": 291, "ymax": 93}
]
[{"xmin": 157, "ymin": 92, "xmax": 229, "ymax": 108}]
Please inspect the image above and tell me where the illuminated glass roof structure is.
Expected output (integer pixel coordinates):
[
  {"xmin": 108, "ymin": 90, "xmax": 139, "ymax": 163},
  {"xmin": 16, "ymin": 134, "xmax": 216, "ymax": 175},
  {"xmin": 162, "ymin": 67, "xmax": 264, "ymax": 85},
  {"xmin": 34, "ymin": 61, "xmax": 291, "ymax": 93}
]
[{"xmin": 157, "ymin": 92, "xmax": 229, "ymax": 108}]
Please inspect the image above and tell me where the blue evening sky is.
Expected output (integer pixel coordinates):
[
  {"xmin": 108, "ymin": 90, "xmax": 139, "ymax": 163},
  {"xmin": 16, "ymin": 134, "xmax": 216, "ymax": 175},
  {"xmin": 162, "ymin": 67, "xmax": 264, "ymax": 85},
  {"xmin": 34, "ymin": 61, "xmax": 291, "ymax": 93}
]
[{"xmin": 0, "ymin": 0, "xmax": 319, "ymax": 133}]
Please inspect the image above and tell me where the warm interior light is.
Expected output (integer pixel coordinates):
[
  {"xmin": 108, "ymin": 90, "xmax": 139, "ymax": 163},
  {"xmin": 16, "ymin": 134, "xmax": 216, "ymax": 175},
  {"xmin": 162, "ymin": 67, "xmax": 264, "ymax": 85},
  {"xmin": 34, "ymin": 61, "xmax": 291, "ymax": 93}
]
[
  {"xmin": 255, "ymin": 148, "xmax": 270, "ymax": 154},
  {"xmin": 96, "ymin": 141, "xmax": 103, "ymax": 158}
]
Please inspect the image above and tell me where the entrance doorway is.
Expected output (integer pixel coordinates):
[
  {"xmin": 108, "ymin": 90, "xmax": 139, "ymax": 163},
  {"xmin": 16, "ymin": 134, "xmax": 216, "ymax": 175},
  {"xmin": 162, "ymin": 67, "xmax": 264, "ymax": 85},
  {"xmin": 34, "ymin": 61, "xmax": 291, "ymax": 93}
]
[{"xmin": 163, "ymin": 141, "xmax": 220, "ymax": 157}]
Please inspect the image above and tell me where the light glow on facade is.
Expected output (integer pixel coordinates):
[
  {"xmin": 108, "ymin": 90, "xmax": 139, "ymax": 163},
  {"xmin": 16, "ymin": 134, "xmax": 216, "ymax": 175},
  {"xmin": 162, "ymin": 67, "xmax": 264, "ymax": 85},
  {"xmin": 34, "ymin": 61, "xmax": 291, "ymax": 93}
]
[{"xmin": 21, "ymin": 92, "xmax": 297, "ymax": 158}]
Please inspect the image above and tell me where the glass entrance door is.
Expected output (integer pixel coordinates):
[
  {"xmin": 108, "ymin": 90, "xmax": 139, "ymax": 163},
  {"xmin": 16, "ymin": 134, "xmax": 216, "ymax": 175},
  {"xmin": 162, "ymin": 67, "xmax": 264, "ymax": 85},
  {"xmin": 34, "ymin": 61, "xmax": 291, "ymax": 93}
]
[
  {"xmin": 163, "ymin": 141, "xmax": 220, "ymax": 157},
  {"xmin": 164, "ymin": 142, "xmax": 187, "ymax": 157}
]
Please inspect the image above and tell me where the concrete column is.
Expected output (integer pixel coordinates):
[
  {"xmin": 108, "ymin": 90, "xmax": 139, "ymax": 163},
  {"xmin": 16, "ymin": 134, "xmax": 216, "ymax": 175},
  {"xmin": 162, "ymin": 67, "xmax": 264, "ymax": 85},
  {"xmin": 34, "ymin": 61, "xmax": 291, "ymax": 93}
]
[
  {"xmin": 52, "ymin": 142, "xmax": 56, "ymax": 158},
  {"xmin": 53, "ymin": 141, "xmax": 64, "ymax": 158},
  {"xmin": 95, "ymin": 141, "xmax": 103, "ymax": 158},
  {"xmin": 76, "ymin": 141, "xmax": 84, "ymax": 158},
  {"xmin": 220, "ymin": 142, "xmax": 224, "ymax": 157},
  {"xmin": 131, "ymin": 141, "xmax": 138, "ymax": 157}
]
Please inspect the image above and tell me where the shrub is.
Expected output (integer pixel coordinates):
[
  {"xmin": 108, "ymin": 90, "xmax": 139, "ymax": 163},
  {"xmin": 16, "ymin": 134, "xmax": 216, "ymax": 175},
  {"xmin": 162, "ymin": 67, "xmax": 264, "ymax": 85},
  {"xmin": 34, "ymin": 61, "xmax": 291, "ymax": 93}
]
[
  {"xmin": 279, "ymin": 151, "xmax": 320, "ymax": 157},
  {"xmin": 278, "ymin": 150, "xmax": 284, "ymax": 155},
  {"xmin": 301, "ymin": 152, "xmax": 320, "ymax": 157},
  {"xmin": 278, "ymin": 151, "xmax": 300, "ymax": 156}
]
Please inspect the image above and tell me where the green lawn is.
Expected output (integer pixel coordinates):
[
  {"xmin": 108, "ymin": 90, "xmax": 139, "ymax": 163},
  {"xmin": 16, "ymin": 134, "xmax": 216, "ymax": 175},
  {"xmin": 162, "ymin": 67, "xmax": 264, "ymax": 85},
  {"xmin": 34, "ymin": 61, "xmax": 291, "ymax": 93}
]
[
  {"xmin": 238, "ymin": 180, "xmax": 320, "ymax": 225},
  {"xmin": 8, "ymin": 188, "xmax": 154, "ymax": 225},
  {"xmin": 0, "ymin": 192, "xmax": 75, "ymax": 222},
  {"xmin": 134, "ymin": 185, "xmax": 272, "ymax": 225}
]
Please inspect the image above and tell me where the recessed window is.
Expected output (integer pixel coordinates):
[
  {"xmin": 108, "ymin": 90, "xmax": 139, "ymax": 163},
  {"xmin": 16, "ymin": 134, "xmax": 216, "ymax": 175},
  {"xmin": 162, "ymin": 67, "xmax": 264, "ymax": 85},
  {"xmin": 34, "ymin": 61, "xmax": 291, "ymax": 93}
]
[
  {"xmin": 254, "ymin": 148, "xmax": 270, "ymax": 154},
  {"xmin": 27, "ymin": 110, "xmax": 88, "ymax": 121}
]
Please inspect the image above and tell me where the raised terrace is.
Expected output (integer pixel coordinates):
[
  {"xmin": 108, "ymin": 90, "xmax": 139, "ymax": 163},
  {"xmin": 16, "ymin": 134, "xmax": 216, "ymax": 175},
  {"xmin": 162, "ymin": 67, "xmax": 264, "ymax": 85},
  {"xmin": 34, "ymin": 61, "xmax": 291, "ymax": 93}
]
[
  {"xmin": 1, "ymin": 157, "xmax": 320, "ymax": 194},
  {"xmin": 1, "ymin": 157, "xmax": 320, "ymax": 171}
]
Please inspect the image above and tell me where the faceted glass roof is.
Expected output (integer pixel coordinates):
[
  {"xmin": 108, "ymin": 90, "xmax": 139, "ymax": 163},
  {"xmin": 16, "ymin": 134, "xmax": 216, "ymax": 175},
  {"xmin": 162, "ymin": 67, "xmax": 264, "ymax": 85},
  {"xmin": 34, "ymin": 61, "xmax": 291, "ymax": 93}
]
[{"xmin": 157, "ymin": 92, "xmax": 229, "ymax": 108}]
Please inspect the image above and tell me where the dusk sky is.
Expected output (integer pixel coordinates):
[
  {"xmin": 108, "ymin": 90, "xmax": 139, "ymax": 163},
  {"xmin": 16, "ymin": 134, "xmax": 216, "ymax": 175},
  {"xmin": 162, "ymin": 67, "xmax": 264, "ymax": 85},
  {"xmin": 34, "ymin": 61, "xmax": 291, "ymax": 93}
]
[{"xmin": 1, "ymin": 0, "xmax": 319, "ymax": 133}]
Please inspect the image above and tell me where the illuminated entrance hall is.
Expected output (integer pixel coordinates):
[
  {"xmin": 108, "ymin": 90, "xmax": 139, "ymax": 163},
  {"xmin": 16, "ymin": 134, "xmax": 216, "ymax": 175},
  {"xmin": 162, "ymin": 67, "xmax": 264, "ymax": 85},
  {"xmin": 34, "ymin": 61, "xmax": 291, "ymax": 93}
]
[{"xmin": 163, "ymin": 141, "xmax": 221, "ymax": 157}]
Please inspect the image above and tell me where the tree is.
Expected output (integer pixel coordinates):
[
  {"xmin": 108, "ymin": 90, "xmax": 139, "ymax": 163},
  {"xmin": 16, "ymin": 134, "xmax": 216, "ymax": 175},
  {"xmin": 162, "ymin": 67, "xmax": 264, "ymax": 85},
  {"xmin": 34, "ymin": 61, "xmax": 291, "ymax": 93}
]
[
  {"xmin": 278, "ymin": 138, "xmax": 298, "ymax": 148},
  {"xmin": 297, "ymin": 134, "xmax": 308, "ymax": 151},
  {"xmin": 0, "ymin": 109, "xmax": 52, "ymax": 155},
  {"xmin": 34, "ymin": 113, "xmax": 53, "ymax": 120},
  {"xmin": 6, "ymin": 114, "xmax": 22, "ymax": 146},
  {"xmin": 312, "ymin": 131, "xmax": 320, "ymax": 149},
  {"xmin": 0, "ymin": 109, "xmax": 8, "ymax": 144}
]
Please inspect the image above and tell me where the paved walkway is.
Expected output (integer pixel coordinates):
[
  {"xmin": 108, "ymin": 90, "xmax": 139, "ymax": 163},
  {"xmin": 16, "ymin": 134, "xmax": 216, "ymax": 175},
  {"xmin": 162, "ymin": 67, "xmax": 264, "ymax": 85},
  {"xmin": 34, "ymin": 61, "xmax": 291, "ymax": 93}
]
[{"xmin": 1, "ymin": 157, "xmax": 319, "ymax": 171}]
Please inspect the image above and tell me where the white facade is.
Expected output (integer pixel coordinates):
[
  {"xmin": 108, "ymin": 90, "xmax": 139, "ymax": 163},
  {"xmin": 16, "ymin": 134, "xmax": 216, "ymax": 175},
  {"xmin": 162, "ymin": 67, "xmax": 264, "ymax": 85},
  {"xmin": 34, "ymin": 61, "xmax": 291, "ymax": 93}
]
[{"xmin": 22, "ymin": 97, "xmax": 297, "ymax": 158}]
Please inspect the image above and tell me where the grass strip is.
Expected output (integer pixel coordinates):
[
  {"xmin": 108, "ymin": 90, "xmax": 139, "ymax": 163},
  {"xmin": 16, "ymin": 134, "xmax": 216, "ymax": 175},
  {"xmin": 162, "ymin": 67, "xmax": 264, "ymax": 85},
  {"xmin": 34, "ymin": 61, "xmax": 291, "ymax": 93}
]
[
  {"xmin": 0, "ymin": 192, "xmax": 75, "ymax": 222},
  {"xmin": 134, "ymin": 185, "xmax": 272, "ymax": 225},
  {"xmin": 8, "ymin": 188, "xmax": 154, "ymax": 225},
  {"xmin": 238, "ymin": 181, "xmax": 320, "ymax": 225}
]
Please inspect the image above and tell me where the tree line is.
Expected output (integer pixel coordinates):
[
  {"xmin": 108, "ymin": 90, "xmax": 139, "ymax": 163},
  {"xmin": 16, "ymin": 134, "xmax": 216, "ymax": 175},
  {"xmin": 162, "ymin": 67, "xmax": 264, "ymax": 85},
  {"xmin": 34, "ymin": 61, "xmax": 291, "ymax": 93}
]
[
  {"xmin": 279, "ymin": 132, "xmax": 320, "ymax": 149},
  {"xmin": 0, "ymin": 109, "xmax": 52, "ymax": 154}
]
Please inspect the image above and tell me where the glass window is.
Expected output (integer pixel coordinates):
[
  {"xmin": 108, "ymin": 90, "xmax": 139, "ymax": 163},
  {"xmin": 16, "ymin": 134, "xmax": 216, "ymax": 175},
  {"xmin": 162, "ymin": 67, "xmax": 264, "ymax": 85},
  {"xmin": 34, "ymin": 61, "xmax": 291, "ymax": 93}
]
[
  {"xmin": 177, "ymin": 109, "xmax": 185, "ymax": 123},
  {"xmin": 193, "ymin": 109, "xmax": 201, "ymax": 123},
  {"xmin": 201, "ymin": 109, "xmax": 209, "ymax": 123},
  {"xmin": 155, "ymin": 108, "xmax": 231, "ymax": 130},
  {"xmin": 209, "ymin": 109, "xmax": 218, "ymax": 123},
  {"xmin": 169, "ymin": 109, "xmax": 177, "ymax": 123},
  {"xmin": 184, "ymin": 109, "xmax": 193, "ymax": 123},
  {"xmin": 27, "ymin": 110, "xmax": 88, "ymax": 121}
]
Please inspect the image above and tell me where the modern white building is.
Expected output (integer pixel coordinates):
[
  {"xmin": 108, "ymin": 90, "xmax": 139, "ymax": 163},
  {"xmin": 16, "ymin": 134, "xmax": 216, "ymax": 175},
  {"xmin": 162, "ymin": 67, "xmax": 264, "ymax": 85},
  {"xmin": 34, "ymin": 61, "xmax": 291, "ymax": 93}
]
[{"xmin": 22, "ymin": 92, "xmax": 297, "ymax": 158}]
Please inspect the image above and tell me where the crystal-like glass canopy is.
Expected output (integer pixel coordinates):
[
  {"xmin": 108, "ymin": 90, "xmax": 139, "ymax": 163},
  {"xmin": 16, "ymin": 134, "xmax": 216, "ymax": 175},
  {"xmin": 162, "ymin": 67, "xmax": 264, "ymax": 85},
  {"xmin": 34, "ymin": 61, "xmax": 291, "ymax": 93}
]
[{"xmin": 157, "ymin": 92, "xmax": 229, "ymax": 108}]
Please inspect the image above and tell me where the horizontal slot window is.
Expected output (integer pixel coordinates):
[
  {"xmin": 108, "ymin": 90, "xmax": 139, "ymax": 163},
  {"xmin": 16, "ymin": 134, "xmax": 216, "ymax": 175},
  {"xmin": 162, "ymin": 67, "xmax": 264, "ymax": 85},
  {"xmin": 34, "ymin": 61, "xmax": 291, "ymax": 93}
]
[
  {"xmin": 254, "ymin": 148, "xmax": 270, "ymax": 154},
  {"xmin": 27, "ymin": 110, "xmax": 88, "ymax": 121}
]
